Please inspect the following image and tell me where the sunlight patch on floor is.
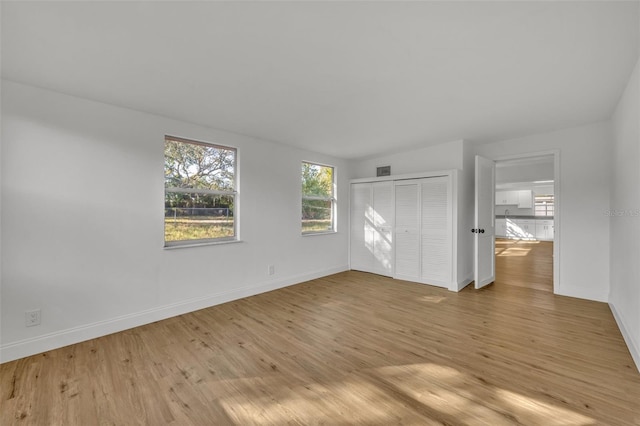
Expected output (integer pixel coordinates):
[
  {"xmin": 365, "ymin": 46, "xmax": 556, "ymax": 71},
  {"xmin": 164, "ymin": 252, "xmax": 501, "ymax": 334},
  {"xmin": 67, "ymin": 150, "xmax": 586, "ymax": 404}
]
[
  {"xmin": 515, "ymin": 240, "xmax": 541, "ymax": 245},
  {"xmin": 494, "ymin": 388, "xmax": 594, "ymax": 425},
  {"xmin": 216, "ymin": 375, "xmax": 415, "ymax": 424},
  {"xmin": 418, "ymin": 295, "xmax": 447, "ymax": 303},
  {"xmin": 215, "ymin": 361, "xmax": 594, "ymax": 425},
  {"xmin": 496, "ymin": 239, "xmax": 541, "ymax": 246},
  {"xmin": 374, "ymin": 363, "xmax": 595, "ymax": 426},
  {"xmin": 496, "ymin": 247, "xmax": 532, "ymax": 257}
]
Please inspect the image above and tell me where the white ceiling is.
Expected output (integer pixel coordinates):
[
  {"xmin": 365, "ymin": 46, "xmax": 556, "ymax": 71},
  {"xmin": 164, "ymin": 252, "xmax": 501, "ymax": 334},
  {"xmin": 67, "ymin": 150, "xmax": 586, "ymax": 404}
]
[{"xmin": 2, "ymin": 1, "xmax": 639, "ymax": 160}]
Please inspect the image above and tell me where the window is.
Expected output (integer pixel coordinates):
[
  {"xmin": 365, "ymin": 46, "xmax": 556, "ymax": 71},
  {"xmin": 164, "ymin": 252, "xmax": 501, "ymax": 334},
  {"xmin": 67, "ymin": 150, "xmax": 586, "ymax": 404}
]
[
  {"xmin": 301, "ymin": 162, "xmax": 335, "ymax": 234},
  {"xmin": 534, "ymin": 195, "xmax": 554, "ymax": 217},
  {"xmin": 164, "ymin": 136, "xmax": 237, "ymax": 246}
]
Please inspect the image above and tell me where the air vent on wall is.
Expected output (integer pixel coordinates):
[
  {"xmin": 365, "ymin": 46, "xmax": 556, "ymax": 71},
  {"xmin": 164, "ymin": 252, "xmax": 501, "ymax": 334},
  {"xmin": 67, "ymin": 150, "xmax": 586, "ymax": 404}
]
[{"xmin": 376, "ymin": 165, "xmax": 391, "ymax": 177}]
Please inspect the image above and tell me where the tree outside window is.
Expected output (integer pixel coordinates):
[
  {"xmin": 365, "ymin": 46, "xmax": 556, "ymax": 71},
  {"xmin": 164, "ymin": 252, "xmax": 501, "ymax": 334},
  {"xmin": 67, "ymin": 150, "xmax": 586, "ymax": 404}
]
[
  {"xmin": 302, "ymin": 162, "xmax": 335, "ymax": 234},
  {"xmin": 164, "ymin": 136, "xmax": 237, "ymax": 246}
]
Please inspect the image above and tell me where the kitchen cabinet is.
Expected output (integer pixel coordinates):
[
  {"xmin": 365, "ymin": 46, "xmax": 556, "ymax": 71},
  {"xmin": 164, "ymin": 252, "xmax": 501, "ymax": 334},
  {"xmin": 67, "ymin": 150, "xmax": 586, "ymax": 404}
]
[
  {"xmin": 497, "ymin": 218, "xmax": 554, "ymax": 241},
  {"xmin": 495, "ymin": 218, "xmax": 507, "ymax": 237},
  {"xmin": 496, "ymin": 190, "xmax": 532, "ymax": 208},
  {"xmin": 496, "ymin": 191, "xmax": 518, "ymax": 205},
  {"xmin": 535, "ymin": 220, "xmax": 554, "ymax": 241},
  {"xmin": 517, "ymin": 190, "xmax": 533, "ymax": 208},
  {"xmin": 508, "ymin": 219, "xmax": 536, "ymax": 240}
]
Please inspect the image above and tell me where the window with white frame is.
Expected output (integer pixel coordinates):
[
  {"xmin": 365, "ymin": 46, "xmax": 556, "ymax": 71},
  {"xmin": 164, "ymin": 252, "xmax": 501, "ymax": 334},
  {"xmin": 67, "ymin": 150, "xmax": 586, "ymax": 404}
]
[
  {"xmin": 301, "ymin": 162, "xmax": 335, "ymax": 234},
  {"xmin": 534, "ymin": 195, "xmax": 554, "ymax": 217},
  {"xmin": 164, "ymin": 136, "xmax": 237, "ymax": 246}
]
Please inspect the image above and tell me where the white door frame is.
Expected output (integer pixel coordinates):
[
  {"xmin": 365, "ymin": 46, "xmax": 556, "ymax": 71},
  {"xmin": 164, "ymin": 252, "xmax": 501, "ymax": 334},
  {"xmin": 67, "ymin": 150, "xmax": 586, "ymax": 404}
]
[{"xmin": 493, "ymin": 150, "xmax": 560, "ymax": 294}]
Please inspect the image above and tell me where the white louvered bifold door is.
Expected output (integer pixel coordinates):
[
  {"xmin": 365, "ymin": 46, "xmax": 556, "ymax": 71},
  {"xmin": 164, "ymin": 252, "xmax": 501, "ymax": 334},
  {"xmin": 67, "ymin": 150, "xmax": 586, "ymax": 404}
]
[
  {"xmin": 420, "ymin": 177, "xmax": 451, "ymax": 287},
  {"xmin": 350, "ymin": 183, "xmax": 374, "ymax": 272},
  {"xmin": 372, "ymin": 182, "xmax": 394, "ymax": 276},
  {"xmin": 394, "ymin": 182, "xmax": 420, "ymax": 281}
]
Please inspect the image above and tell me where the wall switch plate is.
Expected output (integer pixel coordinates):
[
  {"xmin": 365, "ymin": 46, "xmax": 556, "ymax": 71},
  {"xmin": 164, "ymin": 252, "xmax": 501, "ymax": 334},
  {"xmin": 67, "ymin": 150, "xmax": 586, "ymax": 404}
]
[
  {"xmin": 25, "ymin": 309, "xmax": 41, "ymax": 327},
  {"xmin": 268, "ymin": 265, "xmax": 275, "ymax": 275}
]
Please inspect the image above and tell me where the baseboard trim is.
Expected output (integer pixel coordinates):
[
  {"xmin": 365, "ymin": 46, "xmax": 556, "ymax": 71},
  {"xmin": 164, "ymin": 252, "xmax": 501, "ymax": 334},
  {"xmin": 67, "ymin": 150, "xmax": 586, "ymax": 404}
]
[
  {"xmin": 610, "ymin": 302, "xmax": 640, "ymax": 373},
  {"xmin": 555, "ymin": 286, "xmax": 608, "ymax": 303},
  {"xmin": 453, "ymin": 275, "xmax": 473, "ymax": 292},
  {"xmin": 0, "ymin": 265, "xmax": 349, "ymax": 363}
]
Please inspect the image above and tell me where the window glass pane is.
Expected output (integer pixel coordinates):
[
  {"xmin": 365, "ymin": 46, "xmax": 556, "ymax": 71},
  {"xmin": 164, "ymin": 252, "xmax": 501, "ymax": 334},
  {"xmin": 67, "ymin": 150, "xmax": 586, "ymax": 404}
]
[
  {"xmin": 534, "ymin": 195, "xmax": 554, "ymax": 217},
  {"xmin": 301, "ymin": 161, "xmax": 335, "ymax": 234},
  {"xmin": 302, "ymin": 199, "xmax": 333, "ymax": 233},
  {"xmin": 165, "ymin": 139, "xmax": 235, "ymax": 191},
  {"xmin": 302, "ymin": 162, "xmax": 333, "ymax": 197},
  {"xmin": 164, "ymin": 135, "xmax": 237, "ymax": 246},
  {"xmin": 165, "ymin": 194, "xmax": 235, "ymax": 242}
]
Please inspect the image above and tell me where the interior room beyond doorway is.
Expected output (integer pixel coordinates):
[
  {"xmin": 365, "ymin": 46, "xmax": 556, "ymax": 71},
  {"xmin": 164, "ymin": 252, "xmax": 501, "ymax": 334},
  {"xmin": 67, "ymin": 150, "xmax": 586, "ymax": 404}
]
[{"xmin": 494, "ymin": 155, "xmax": 555, "ymax": 291}]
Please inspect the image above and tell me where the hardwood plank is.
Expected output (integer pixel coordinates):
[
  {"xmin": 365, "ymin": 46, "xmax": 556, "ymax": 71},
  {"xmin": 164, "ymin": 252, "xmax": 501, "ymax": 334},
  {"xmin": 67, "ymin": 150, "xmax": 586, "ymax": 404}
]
[
  {"xmin": 495, "ymin": 238, "xmax": 553, "ymax": 292},
  {"xmin": 2, "ymin": 261, "xmax": 639, "ymax": 424}
]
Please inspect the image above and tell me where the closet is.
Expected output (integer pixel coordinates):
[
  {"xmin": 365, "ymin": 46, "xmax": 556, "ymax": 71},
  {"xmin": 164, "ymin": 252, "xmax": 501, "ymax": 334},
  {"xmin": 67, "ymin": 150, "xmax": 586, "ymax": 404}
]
[{"xmin": 350, "ymin": 171, "xmax": 456, "ymax": 289}]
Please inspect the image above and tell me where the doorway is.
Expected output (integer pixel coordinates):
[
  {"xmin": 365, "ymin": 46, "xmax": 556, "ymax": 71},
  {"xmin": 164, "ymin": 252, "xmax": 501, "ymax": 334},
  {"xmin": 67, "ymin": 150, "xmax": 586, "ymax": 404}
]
[{"xmin": 493, "ymin": 153, "xmax": 558, "ymax": 293}]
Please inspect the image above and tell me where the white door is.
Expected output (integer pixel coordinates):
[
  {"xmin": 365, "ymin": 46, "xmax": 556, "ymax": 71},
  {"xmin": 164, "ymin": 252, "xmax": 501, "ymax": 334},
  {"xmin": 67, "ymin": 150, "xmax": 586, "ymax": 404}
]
[
  {"xmin": 372, "ymin": 182, "xmax": 394, "ymax": 276},
  {"xmin": 420, "ymin": 177, "xmax": 451, "ymax": 288},
  {"xmin": 394, "ymin": 182, "xmax": 420, "ymax": 281},
  {"xmin": 474, "ymin": 156, "xmax": 495, "ymax": 289},
  {"xmin": 350, "ymin": 183, "xmax": 374, "ymax": 272}
]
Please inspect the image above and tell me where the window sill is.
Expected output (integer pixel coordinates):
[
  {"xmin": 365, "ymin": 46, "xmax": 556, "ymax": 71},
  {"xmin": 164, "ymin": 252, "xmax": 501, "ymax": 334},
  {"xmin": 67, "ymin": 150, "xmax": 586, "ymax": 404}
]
[
  {"xmin": 164, "ymin": 239, "xmax": 243, "ymax": 250},
  {"xmin": 302, "ymin": 231, "xmax": 337, "ymax": 237}
]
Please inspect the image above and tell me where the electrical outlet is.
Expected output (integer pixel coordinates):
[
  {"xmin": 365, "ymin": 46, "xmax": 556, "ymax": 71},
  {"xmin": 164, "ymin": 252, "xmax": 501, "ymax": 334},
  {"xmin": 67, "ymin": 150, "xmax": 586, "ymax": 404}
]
[
  {"xmin": 268, "ymin": 265, "xmax": 275, "ymax": 275},
  {"xmin": 25, "ymin": 309, "xmax": 41, "ymax": 327}
]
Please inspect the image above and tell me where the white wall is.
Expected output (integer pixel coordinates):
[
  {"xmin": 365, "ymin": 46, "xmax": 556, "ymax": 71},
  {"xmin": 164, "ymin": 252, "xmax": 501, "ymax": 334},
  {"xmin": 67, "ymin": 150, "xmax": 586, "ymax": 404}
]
[
  {"xmin": 610, "ymin": 56, "xmax": 640, "ymax": 370},
  {"xmin": 350, "ymin": 139, "xmax": 464, "ymax": 179},
  {"xmin": 495, "ymin": 161, "xmax": 555, "ymax": 185},
  {"xmin": 0, "ymin": 80, "xmax": 3, "ymax": 349},
  {"xmin": 475, "ymin": 122, "xmax": 612, "ymax": 302},
  {"xmin": 0, "ymin": 80, "xmax": 349, "ymax": 362}
]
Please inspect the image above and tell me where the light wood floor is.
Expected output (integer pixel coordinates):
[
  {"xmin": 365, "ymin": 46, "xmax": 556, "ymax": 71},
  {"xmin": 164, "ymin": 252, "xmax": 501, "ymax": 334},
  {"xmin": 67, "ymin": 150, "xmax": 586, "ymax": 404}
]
[
  {"xmin": 495, "ymin": 238, "xmax": 554, "ymax": 292},
  {"xmin": 2, "ymin": 270, "xmax": 639, "ymax": 424}
]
